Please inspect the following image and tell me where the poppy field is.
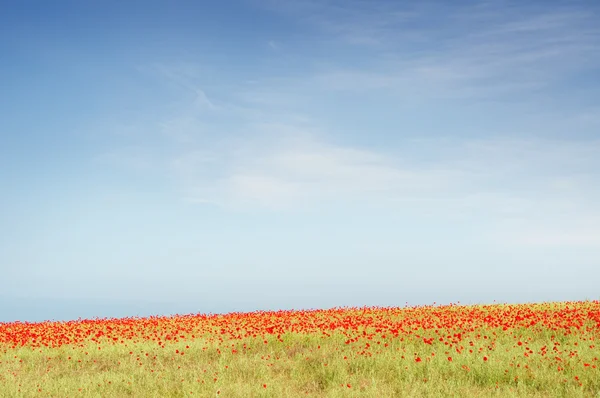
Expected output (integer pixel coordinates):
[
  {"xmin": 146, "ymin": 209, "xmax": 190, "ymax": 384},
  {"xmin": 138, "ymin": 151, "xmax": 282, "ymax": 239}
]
[{"xmin": 1, "ymin": 301, "xmax": 599, "ymax": 397}]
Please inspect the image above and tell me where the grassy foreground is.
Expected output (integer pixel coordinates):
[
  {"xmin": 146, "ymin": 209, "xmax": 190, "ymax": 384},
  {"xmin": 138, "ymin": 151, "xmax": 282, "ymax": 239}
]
[{"xmin": 1, "ymin": 301, "xmax": 599, "ymax": 397}]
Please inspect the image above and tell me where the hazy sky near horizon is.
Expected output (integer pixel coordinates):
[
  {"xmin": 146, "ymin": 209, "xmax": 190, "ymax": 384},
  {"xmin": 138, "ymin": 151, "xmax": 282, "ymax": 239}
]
[{"xmin": 1, "ymin": 0, "xmax": 600, "ymax": 322}]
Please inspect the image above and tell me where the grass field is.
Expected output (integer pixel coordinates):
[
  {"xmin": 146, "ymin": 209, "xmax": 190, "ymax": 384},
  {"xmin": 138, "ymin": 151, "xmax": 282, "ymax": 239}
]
[{"xmin": 1, "ymin": 301, "xmax": 599, "ymax": 397}]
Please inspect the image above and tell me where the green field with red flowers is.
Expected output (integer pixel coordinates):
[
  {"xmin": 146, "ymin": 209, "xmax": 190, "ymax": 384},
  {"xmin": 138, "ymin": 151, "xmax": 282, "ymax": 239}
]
[{"xmin": 1, "ymin": 301, "xmax": 599, "ymax": 397}]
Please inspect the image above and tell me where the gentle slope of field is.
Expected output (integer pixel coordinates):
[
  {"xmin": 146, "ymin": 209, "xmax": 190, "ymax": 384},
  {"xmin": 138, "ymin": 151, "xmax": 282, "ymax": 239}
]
[{"xmin": 1, "ymin": 301, "xmax": 599, "ymax": 397}]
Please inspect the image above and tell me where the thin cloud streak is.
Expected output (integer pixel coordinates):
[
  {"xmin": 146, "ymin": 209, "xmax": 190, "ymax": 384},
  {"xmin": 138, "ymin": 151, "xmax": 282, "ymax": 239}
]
[{"xmin": 257, "ymin": 0, "xmax": 599, "ymax": 101}]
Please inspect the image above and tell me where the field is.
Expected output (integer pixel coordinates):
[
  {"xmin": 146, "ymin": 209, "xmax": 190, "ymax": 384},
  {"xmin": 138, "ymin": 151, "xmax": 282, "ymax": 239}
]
[{"xmin": 1, "ymin": 301, "xmax": 599, "ymax": 397}]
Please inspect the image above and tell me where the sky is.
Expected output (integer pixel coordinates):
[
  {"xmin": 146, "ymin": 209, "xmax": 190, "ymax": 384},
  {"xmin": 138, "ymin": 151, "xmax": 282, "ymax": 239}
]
[{"xmin": 1, "ymin": 0, "xmax": 599, "ymax": 322}]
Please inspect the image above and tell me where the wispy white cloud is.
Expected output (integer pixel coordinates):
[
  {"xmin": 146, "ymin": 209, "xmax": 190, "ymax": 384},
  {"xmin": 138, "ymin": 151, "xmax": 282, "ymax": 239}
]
[
  {"xmin": 256, "ymin": 0, "xmax": 599, "ymax": 101},
  {"xmin": 149, "ymin": 62, "xmax": 206, "ymax": 90},
  {"xmin": 98, "ymin": 2, "xmax": 600, "ymax": 249},
  {"xmin": 175, "ymin": 132, "xmax": 465, "ymax": 210},
  {"xmin": 168, "ymin": 116, "xmax": 600, "ymax": 216},
  {"xmin": 158, "ymin": 95, "xmax": 600, "ymax": 244},
  {"xmin": 192, "ymin": 89, "xmax": 218, "ymax": 111},
  {"xmin": 257, "ymin": 0, "xmax": 424, "ymax": 47}
]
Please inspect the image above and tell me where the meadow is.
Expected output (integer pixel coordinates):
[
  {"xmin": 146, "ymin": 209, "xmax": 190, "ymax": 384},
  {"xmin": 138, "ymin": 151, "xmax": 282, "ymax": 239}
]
[{"xmin": 1, "ymin": 301, "xmax": 599, "ymax": 397}]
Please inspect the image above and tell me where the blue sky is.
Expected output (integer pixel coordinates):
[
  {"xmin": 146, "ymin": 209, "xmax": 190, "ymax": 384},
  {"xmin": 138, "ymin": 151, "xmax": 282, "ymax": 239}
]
[{"xmin": 1, "ymin": 0, "xmax": 599, "ymax": 322}]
